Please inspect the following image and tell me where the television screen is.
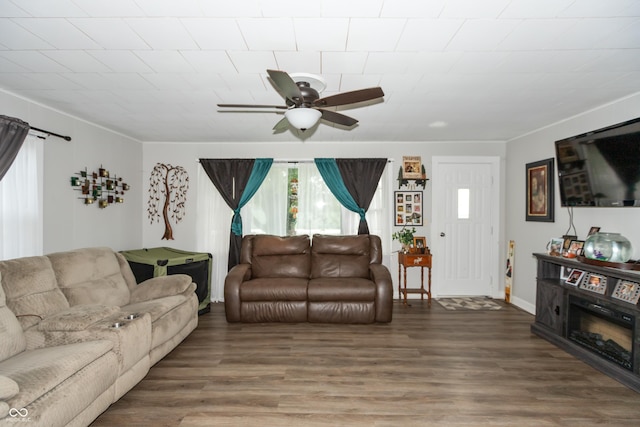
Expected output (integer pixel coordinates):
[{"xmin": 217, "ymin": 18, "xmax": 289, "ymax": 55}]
[{"xmin": 555, "ymin": 117, "xmax": 640, "ymax": 207}]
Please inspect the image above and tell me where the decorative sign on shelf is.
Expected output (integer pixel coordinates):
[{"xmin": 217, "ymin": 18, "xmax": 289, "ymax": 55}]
[
  {"xmin": 398, "ymin": 155, "xmax": 428, "ymax": 189},
  {"xmin": 70, "ymin": 166, "xmax": 130, "ymax": 208}
]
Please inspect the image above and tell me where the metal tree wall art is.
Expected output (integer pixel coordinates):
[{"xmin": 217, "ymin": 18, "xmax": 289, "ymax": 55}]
[{"xmin": 147, "ymin": 163, "xmax": 189, "ymax": 240}]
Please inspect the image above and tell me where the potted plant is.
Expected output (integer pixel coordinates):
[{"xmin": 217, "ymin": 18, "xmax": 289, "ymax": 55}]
[{"xmin": 392, "ymin": 226, "xmax": 416, "ymax": 253}]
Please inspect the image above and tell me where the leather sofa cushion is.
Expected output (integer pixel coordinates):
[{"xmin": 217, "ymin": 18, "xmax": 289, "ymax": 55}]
[
  {"xmin": 240, "ymin": 278, "xmax": 308, "ymax": 301},
  {"xmin": 250, "ymin": 235, "xmax": 311, "ymax": 278},
  {"xmin": 311, "ymin": 235, "xmax": 371, "ymax": 279},
  {"xmin": 308, "ymin": 278, "xmax": 376, "ymax": 301}
]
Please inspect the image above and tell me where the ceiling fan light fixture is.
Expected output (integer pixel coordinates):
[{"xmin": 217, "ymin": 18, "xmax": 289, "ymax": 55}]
[{"xmin": 285, "ymin": 108, "xmax": 322, "ymax": 131}]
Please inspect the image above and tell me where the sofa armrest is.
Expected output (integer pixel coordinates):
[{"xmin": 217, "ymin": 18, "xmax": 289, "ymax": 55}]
[
  {"xmin": 130, "ymin": 274, "xmax": 195, "ymax": 303},
  {"xmin": 369, "ymin": 264, "xmax": 393, "ymax": 322},
  {"xmin": 0, "ymin": 375, "xmax": 19, "ymax": 419},
  {"xmin": 224, "ymin": 264, "xmax": 252, "ymax": 322}
]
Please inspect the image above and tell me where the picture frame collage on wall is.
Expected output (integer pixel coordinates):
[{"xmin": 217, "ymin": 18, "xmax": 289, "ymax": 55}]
[{"xmin": 394, "ymin": 191, "xmax": 423, "ymax": 226}]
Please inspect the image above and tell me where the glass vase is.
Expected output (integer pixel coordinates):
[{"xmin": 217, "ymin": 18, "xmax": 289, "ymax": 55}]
[{"xmin": 583, "ymin": 232, "xmax": 633, "ymax": 263}]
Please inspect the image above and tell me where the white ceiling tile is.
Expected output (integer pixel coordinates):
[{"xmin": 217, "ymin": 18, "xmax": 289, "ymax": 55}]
[
  {"xmin": 321, "ymin": 52, "xmax": 368, "ymax": 74},
  {"xmin": 20, "ymin": 73, "xmax": 81, "ymax": 90},
  {"xmin": 12, "ymin": 0, "xmax": 87, "ymax": 17},
  {"xmin": 198, "ymin": 0, "xmax": 262, "ymax": 18},
  {"xmin": 259, "ymin": 0, "xmax": 320, "ymax": 17},
  {"xmin": 0, "ymin": 73, "xmax": 40, "ymax": 89},
  {"xmin": 396, "ymin": 19, "xmax": 463, "ymax": 51},
  {"xmin": 274, "ymin": 51, "xmax": 320, "ymax": 74},
  {"xmin": 499, "ymin": 19, "xmax": 581, "ymax": 51},
  {"xmin": 365, "ymin": 52, "xmax": 419, "ymax": 74},
  {"xmin": 71, "ymin": 0, "xmax": 146, "ymax": 17},
  {"xmin": 140, "ymin": 73, "xmax": 193, "ymax": 90},
  {"xmin": 134, "ymin": 50, "xmax": 195, "ymax": 73},
  {"xmin": 441, "ymin": 0, "xmax": 512, "ymax": 19},
  {"xmin": 42, "ymin": 51, "xmax": 112, "ymax": 72},
  {"xmin": 125, "ymin": 18, "xmax": 199, "ymax": 50},
  {"xmin": 133, "ymin": 0, "xmax": 204, "ymax": 17},
  {"xmin": 58, "ymin": 72, "xmax": 113, "ymax": 89},
  {"xmin": 449, "ymin": 52, "xmax": 510, "ymax": 73},
  {"xmin": 338, "ymin": 74, "xmax": 381, "ymax": 92},
  {"xmin": 551, "ymin": 18, "xmax": 638, "ymax": 50},
  {"xmin": 0, "ymin": 50, "xmax": 70, "ymax": 72},
  {"xmin": 100, "ymin": 73, "xmax": 156, "ymax": 90},
  {"xmin": 410, "ymin": 52, "xmax": 462, "ymax": 73},
  {"xmin": 237, "ymin": 18, "xmax": 296, "ymax": 51},
  {"xmin": 69, "ymin": 18, "xmax": 150, "ymax": 49},
  {"xmin": 380, "ymin": 0, "xmax": 446, "ymax": 18},
  {"xmin": 294, "ymin": 18, "xmax": 348, "ymax": 51},
  {"xmin": 347, "ymin": 19, "xmax": 406, "ymax": 51},
  {"xmin": 595, "ymin": 18, "xmax": 640, "ymax": 49},
  {"xmin": 495, "ymin": 51, "xmax": 606, "ymax": 73},
  {"xmin": 180, "ymin": 18, "xmax": 246, "ymax": 50},
  {"xmin": 0, "ymin": 1, "xmax": 30, "ymax": 17},
  {"xmin": 219, "ymin": 73, "xmax": 269, "ymax": 92},
  {"xmin": 88, "ymin": 50, "xmax": 154, "ymax": 72},
  {"xmin": 447, "ymin": 19, "xmax": 520, "ymax": 51},
  {"xmin": 559, "ymin": 0, "xmax": 640, "ymax": 18},
  {"xmin": 500, "ymin": 0, "xmax": 575, "ymax": 18},
  {"xmin": 321, "ymin": 0, "xmax": 383, "ymax": 18},
  {"xmin": 180, "ymin": 50, "xmax": 237, "ymax": 73},
  {"xmin": 0, "ymin": 56, "xmax": 28, "ymax": 72},
  {"xmin": 227, "ymin": 51, "xmax": 278, "ymax": 73},
  {"xmin": 583, "ymin": 49, "xmax": 640, "ymax": 72},
  {"xmin": 177, "ymin": 73, "xmax": 228, "ymax": 90},
  {"xmin": 0, "ymin": 19, "xmax": 53, "ymax": 49},
  {"xmin": 12, "ymin": 18, "xmax": 101, "ymax": 49}
]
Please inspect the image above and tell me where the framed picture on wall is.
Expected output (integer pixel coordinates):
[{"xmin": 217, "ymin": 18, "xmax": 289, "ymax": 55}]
[
  {"xmin": 394, "ymin": 191, "xmax": 423, "ymax": 226},
  {"xmin": 526, "ymin": 158, "xmax": 555, "ymax": 222}
]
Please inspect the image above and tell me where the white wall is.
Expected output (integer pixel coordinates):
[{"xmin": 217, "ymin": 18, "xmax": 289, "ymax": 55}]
[
  {"xmin": 141, "ymin": 140, "xmax": 507, "ymax": 298},
  {"xmin": 0, "ymin": 90, "xmax": 143, "ymax": 254},
  {"xmin": 506, "ymin": 93, "xmax": 640, "ymax": 313}
]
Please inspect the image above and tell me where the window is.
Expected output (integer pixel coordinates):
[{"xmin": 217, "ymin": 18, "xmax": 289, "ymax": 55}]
[{"xmin": 0, "ymin": 135, "xmax": 43, "ymax": 260}]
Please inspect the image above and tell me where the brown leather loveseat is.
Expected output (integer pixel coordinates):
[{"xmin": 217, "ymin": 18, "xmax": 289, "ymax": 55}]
[{"xmin": 224, "ymin": 234, "xmax": 393, "ymax": 323}]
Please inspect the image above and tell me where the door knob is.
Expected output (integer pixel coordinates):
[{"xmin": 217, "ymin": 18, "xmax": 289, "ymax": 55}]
[{"xmin": 440, "ymin": 232, "xmax": 445, "ymax": 237}]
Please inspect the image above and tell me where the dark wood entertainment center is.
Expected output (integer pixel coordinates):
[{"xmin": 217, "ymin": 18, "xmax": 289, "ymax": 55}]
[{"xmin": 532, "ymin": 253, "xmax": 640, "ymax": 392}]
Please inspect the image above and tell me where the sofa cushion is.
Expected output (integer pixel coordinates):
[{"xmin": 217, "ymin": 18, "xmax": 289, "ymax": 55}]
[
  {"xmin": 0, "ymin": 272, "xmax": 27, "ymax": 362},
  {"xmin": 308, "ymin": 278, "xmax": 376, "ymax": 301},
  {"xmin": 48, "ymin": 247, "xmax": 131, "ymax": 307},
  {"xmin": 0, "ymin": 340, "xmax": 114, "ymax": 413},
  {"xmin": 240, "ymin": 278, "xmax": 308, "ymax": 301},
  {"xmin": 0, "ymin": 256, "xmax": 70, "ymax": 330},
  {"xmin": 311, "ymin": 235, "xmax": 371, "ymax": 279},
  {"xmin": 250, "ymin": 235, "xmax": 311, "ymax": 279}
]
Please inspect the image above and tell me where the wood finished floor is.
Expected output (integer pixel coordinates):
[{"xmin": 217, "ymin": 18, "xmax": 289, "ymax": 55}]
[{"xmin": 90, "ymin": 300, "xmax": 640, "ymax": 426}]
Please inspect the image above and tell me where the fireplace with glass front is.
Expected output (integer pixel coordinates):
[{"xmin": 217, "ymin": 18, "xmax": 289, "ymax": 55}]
[{"xmin": 532, "ymin": 253, "xmax": 640, "ymax": 392}]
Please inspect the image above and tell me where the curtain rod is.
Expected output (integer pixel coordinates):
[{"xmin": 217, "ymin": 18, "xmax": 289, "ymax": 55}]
[
  {"xmin": 197, "ymin": 158, "xmax": 394, "ymax": 163},
  {"xmin": 29, "ymin": 126, "xmax": 72, "ymax": 141}
]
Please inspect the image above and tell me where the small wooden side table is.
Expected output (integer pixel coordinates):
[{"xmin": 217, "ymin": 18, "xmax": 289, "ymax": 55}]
[{"xmin": 398, "ymin": 251, "xmax": 432, "ymax": 306}]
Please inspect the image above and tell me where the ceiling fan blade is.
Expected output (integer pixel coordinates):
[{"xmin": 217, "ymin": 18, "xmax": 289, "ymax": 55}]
[
  {"xmin": 217, "ymin": 104, "xmax": 288, "ymax": 109},
  {"xmin": 319, "ymin": 109, "xmax": 358, "ymax": 127},
  {"xmin": 272, "ymin": 117, "xmax": 289, "ymax": 133},
  {"xmin": 267, "ymin": 69, "xmax": 303, "ymax": 105},
  {"xmin": 314, "ymin": 87, "xmax": 384, "ymax": 108}
]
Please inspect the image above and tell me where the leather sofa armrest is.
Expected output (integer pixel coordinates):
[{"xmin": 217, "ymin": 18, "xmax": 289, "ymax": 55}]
[
  {"xmin": 224, "ymin": 264, "xmax": 252, "ymax": 322},
  {"xmin": 369, "ymin": 264, "xmax": 393, "ymax": 322},
  {"xmin": 130, "ymin": 274, "xmax": 195, "ymax": 303}
]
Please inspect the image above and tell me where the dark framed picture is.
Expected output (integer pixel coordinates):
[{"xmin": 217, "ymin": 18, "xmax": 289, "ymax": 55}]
[
  {"xmin": 526, "ymin": 158, "xmax": 554, "ymax": 222},
  {"xmin": 587, "ymin": 226, "xmax": 601, "ymax": 236},
  {"xmin": 394, "ymin": 191, "xmax": 423, "ymax": 226}
]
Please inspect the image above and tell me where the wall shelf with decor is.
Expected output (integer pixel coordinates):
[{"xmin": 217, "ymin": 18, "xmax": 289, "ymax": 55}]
[
  {"xmin": 397, "ymin": 155, "xmax": 428, "ymax": 189},
  {"xmin": 70, "ymin": 166, "xmax": 130, "ymax": 208}
]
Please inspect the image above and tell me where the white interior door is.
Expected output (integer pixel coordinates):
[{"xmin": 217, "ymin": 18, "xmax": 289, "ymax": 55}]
[{"xmin": 431, "ymin": 157, "xmax": 499, "ymax": 297}]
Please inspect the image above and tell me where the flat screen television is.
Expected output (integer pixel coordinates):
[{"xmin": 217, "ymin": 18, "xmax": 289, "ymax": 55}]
[{"xmin": 555, "ymin": 117, "xmax": 640, "ymax": 207}]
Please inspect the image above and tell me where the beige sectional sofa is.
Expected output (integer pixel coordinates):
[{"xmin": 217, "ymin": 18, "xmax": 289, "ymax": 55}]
[{"xmin": 0, "ymin": 247, "xmax": 198, "ymax": 427}]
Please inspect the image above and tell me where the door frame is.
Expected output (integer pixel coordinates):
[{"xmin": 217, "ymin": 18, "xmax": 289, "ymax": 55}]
[{"xmin": 431, "ymin": 156, "xmax": 502, "ymax": 299}]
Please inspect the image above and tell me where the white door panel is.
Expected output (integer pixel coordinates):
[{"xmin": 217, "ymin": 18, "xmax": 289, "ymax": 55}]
[{"xmin": 432, "ymin": 157, "xmax": 498, "ymax": 297}]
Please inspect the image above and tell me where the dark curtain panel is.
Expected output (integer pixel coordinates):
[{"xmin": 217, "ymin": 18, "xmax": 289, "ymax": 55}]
[
  {"xmin": 336, "ymin": 158, "xmax": 387, "ymax": 234},
  {"xmin": 200, "ymin": 158, "xmax": 255, "ymax": 271},
  {"xmin": 0, "ymin": 116, "xmax": 30, "ymax": 181}
]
